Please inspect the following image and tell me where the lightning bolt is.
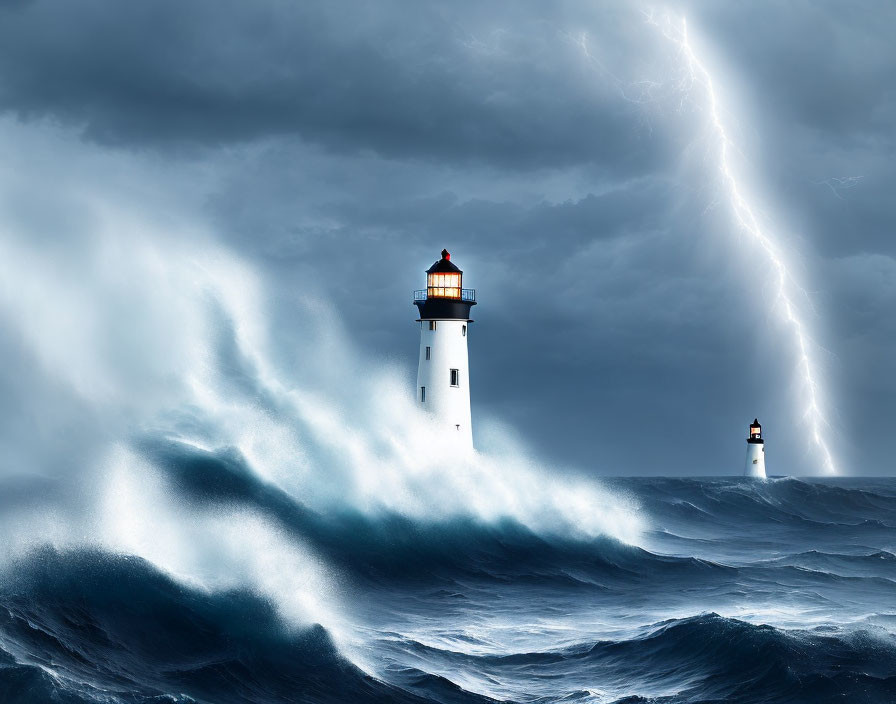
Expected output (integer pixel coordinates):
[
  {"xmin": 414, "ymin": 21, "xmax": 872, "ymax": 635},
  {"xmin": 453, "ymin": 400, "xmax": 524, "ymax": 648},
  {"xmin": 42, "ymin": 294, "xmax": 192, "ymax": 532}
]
[{"xmin": 648, "ymin": 13, "xmax": 837, "ymax": 474}]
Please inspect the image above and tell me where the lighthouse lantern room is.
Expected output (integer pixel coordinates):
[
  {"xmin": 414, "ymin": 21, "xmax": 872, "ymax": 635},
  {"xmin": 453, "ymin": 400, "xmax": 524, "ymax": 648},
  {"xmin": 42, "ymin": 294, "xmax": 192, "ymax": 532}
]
[
  {"xmin": 414, "ymin": 249, "xmax": 476, "ymax": 450},
  {"xmin": 744, "ymin": 418, "xmax": 766, "ymax": 478}
]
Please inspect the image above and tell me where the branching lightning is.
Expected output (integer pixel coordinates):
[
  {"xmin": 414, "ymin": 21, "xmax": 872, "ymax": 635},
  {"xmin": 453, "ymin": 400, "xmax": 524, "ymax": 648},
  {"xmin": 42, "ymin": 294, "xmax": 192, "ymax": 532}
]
[
  {"xmin": 647, "ymin": 13, "xmax": 837, "ymax": 474},
  {"xmin": 815, "ymin": 175, "xmax": 864, "ymax": 200}
]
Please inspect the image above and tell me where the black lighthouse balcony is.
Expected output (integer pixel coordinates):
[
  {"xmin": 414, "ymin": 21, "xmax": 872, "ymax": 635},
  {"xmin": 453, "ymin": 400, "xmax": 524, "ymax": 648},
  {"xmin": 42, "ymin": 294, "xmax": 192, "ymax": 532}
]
[
  {"xmin": 413, "ymin": 288, "xmax": 476, "ymax": 303},
  {"xmin": 414, "ymin": 249, "xmax": 477, "ymax": 321}
]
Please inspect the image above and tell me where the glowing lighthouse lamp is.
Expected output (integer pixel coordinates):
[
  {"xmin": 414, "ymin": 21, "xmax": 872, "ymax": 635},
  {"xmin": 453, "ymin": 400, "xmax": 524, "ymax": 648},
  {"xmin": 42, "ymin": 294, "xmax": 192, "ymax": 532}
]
[
  {"xmin": 744, "ymin": 418, "xmax": 766, "ymax": 478},
  {"xmin": 413, "ymin": 249, "xmax": 476, "ymax": 451}
]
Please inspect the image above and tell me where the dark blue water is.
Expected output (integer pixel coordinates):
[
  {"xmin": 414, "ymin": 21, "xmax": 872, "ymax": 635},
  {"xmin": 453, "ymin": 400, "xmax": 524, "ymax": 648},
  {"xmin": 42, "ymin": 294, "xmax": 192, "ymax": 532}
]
[{"xmin": 2, "ymin": 446, "xmax": 895, "ymax": 703}]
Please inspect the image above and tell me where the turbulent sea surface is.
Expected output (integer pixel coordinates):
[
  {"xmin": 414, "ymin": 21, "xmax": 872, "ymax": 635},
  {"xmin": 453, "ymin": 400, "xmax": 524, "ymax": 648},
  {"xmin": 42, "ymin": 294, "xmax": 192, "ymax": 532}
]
[{"xmin": 2, "ymin": 452, "xmax": 895, "ymax": 703}]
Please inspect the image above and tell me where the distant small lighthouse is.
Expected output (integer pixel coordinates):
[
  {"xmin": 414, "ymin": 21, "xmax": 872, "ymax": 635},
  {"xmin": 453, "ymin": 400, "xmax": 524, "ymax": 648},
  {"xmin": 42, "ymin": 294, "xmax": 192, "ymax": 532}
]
[
  {"xmin": 413, "ymin": 249, "xmax": 476, "ymax": 450},
  {"xmin": 744, "ymin": 418, "xmax": 766, "ymax": 478}
]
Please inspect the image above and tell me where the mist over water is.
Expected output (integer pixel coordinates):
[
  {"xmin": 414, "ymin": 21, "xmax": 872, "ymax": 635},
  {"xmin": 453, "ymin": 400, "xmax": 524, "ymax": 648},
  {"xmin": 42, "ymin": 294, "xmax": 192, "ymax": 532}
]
[{"xmin": 0, "ymin": 123, "xmax": 644, "ymax": 685}]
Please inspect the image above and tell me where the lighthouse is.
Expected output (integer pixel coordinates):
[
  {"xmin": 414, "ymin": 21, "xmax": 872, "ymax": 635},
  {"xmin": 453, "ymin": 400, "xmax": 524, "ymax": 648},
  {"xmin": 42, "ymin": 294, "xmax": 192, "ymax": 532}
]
[
  {"xmin": 744, "ymin": 418, "xmax": 766, "ymax": 478},
  {"xmin": 413, "ymin": 249, "xmax": 476, "ymax": 450}
]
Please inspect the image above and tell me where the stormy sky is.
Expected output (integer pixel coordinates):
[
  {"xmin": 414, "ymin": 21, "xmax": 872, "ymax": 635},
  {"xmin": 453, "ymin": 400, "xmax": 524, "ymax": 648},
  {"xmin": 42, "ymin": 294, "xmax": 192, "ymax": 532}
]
[{"xmin": 1, "ymin": 0, "xmax": 894, "ymax": 477}]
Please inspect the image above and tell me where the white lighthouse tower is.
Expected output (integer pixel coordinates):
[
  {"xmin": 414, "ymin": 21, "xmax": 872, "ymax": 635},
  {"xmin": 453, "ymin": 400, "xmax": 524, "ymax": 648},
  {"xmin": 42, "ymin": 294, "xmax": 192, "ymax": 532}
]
[
  {"xmin": 413, "ymin": 249, "xmax": 476, "ymax": 451},
  {"xmin": 744, "ymin": 418, "xmax": 766, "ymax": 478}
]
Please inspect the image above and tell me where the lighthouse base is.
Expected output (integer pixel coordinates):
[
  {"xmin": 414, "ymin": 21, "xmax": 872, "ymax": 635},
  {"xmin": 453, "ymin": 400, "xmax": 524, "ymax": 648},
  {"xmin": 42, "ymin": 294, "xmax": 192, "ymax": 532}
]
[{"xmin": 744, "ymin": 443, "xmax": 766, "ymax": 478}]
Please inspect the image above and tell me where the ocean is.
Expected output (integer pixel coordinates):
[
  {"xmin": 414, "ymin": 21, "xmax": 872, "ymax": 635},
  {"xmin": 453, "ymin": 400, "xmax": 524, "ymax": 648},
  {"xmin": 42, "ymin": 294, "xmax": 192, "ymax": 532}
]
[{"xmin": 1, "ymin": 445, "xmax": 895, "ymax": 703}]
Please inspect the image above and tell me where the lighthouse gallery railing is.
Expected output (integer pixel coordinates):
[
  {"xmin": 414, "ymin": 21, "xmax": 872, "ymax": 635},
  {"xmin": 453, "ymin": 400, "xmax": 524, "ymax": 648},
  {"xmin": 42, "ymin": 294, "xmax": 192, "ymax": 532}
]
[{"xmin": 414, "ymin": 289, "xmax": 476, "ymax": 302}]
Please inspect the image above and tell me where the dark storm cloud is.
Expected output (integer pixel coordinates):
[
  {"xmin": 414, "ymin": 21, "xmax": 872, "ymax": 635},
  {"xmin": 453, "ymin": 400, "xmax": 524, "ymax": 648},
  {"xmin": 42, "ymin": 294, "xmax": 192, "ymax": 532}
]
[
  {"xmin": 316, "ymin": 178, "xmax": 671, "ymax": 263},
  {"xmin": 0, "ymin": 0, "xmax": 656, "ymax": 171}
]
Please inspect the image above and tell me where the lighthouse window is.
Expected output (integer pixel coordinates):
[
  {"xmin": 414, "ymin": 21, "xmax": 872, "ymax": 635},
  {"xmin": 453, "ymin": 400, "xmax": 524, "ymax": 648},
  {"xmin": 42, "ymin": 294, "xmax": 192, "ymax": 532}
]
[
  {"xmin": 462, "ymin": 325, "xmax": 466, "ymax": 337},
  {"xmin": 427, "ymin": 272, "xmax": 461, "ymax": 299},
  {"xmin": 420, "ymin": 386, "xmax": 426, "ymax": 402},
  {"xmin": 425, "ymin": 346, "xmax": 431, "ymax": 360},
  {"xmin": 450, "ymin": 369, "xmax": 459, "ymax": 387},
  {"xmin": 429, "ymin": 321, "xmax": 437, "ymax": 331}
]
